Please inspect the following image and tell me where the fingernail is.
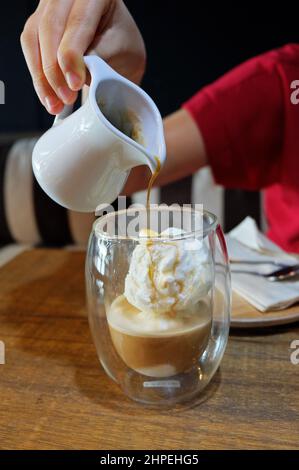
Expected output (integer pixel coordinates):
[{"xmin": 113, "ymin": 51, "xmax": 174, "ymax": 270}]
[
  {"xmin": 66, "ymin": 71, "xmax": 83, "ymax": 91},
  {"xmin": 45, "ymin": 95, "xmax": 62, "ymax": 113},
  {"xmin": 57, "ymin": 85, "xmax": 75, "ymax": 104}
]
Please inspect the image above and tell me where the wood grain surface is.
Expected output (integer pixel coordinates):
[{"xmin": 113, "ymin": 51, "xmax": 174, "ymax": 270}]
[{"xmin": 0, "ymin": 249, "xmax": 298, "ymax": 450}]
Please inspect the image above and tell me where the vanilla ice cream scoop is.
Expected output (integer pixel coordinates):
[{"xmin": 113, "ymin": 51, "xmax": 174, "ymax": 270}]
[{"xmin": 124, "ymin": 228, "xmax": 213, "ymax": 314}]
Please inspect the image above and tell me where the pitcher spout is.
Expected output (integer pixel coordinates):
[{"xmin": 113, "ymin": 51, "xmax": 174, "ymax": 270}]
[
  {"xmin": 136, "ymin": 147, "xmax": 164, "ymax": 175},
  {"xmin": 86, "ymin": 56, "xmax": 166, "ymax": 174}
]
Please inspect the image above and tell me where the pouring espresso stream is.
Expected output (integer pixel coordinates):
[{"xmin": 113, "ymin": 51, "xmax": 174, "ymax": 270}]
[{"xmin": 146, "ymin": 156, "xmax": 161, "ymax": 211}]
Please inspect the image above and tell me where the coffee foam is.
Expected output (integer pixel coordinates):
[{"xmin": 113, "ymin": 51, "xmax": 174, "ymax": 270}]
[{"xmin": 107, "ymin": 295, "xmax": 210, "ymax": 337}]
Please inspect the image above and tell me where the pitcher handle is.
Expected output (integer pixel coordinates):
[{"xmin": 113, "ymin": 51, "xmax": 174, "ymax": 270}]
[
  {"xmin": 84, "ymin": 55, "xmax": 118, "ymax": 87},
  {"xmin": 53, "ymin": 56, "xmax": 114, "ymax": 127}
]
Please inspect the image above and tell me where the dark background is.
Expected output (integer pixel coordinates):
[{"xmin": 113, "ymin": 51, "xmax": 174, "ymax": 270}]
[
  {"xmin": 0, "ymin": 1, "xmax": 299, "ymax": 231},
  {"xmin": 1, "ymin": 1, "xmax": 299, "ymax": 132}
]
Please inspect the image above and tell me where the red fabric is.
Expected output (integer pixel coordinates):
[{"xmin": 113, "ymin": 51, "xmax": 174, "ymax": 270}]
[{"xmin": 183, "ymin": 44, "xmax": 299, "ymax": 253}]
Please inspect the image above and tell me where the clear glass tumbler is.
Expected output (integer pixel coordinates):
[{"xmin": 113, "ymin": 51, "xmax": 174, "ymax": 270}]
[{"xmin": 86, "ymin": 207, "xmax": 231, "ymax": 406}]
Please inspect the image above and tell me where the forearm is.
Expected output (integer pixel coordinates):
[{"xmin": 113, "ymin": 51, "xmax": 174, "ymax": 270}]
[{"xmin": 124, "ymin": 108, "xmax": 208, "ymax": 194}]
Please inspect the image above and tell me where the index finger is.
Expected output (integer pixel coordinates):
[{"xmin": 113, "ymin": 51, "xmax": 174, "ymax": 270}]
[
  {"xmin": 21, "ymin": 14, "xmax": 64, "ymax": 114},
  {"xmin": 57, "ymin": 0, "xmax": 113, "ymax": 90}
]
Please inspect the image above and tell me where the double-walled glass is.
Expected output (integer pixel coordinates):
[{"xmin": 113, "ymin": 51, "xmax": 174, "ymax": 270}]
[{"xmin": 86, "ymin": 207, "xmax": 231, "ymax": 406}]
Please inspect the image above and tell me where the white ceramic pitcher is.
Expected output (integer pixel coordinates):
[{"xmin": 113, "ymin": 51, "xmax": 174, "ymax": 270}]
[{"xmin": 32, "ymin": 55, "xmax": 166, "ymax": 212}]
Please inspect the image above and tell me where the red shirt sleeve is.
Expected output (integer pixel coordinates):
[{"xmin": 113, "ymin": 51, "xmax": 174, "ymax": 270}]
[{"xmin": 182, "ymin": 44, "xmax": 299, "ymax": 191}]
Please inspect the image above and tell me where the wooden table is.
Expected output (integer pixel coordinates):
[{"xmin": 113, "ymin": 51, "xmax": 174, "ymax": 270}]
[{"xmin": 0, "ymin": 249, "xmax": 298, "ymax": 450}]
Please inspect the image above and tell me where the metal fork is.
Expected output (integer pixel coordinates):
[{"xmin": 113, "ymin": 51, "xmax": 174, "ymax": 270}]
[{"xmin": 231, "ymin": 264, "xmax": 299, "ymax": 281}]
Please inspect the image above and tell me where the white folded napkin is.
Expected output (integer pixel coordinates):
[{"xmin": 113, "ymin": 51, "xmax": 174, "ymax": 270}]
[{"xmin": 226, "ymin": 217, "xmax": 299, "ymax": 312}]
